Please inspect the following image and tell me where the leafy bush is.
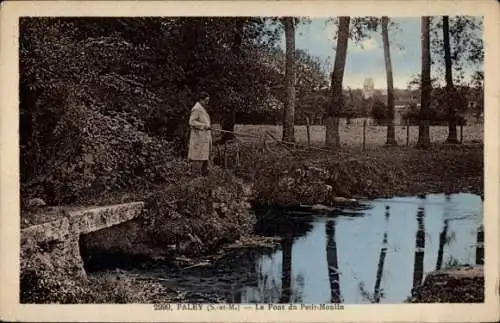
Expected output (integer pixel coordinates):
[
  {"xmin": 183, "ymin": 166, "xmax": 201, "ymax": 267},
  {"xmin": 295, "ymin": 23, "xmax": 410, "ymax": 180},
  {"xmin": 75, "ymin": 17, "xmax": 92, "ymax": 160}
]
[
  {"xmin": 213, "ymin": 142, "xmax": 408, "ymax": 206},
  {"xmin": 402, "ymin": 103, "xmax": 467, "ymax": 126},
  {"xmin": 20, "ymin": 238, "xmax": 145, "ymax": 304},
  {"xmin": 371, "ymin": 99, "xmax": 388, "ymax": 125},
  {"xmin": 21, "ymin": 88, "xmax": 183, "ymax": 205},
  {"xmin": 254, "ymin": 154, "xmax": 406, "ymax": 206},
  {"xmin": 143, "ymin": 166, "xmax": 255, "ymax": 256},
  {"xmin": 18, "ymin": 17, "xmax": 285, "ymax": 205}
]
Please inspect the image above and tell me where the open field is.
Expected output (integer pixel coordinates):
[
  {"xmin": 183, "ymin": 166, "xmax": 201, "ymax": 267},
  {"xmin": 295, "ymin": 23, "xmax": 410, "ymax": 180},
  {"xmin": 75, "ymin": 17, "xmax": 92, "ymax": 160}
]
[{"xmin": 213, "ymin": 124, "xmax": 484, "ymax": 148}]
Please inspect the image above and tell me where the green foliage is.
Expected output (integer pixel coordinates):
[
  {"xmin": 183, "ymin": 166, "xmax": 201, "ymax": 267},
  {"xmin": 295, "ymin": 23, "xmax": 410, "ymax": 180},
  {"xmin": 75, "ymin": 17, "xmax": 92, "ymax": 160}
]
[
  {"xmin": 401, "ymin": 85, "xmax": 471, "ymax": 126},
  {"xmin": 142, "ymin": 166, "xmax": 255, "ymax": 256},
  {"xmin": 213, "ymin": 142, "xmax": 406, "ymax": 206},
  {"xmin": 251, "ymin": 152, "xmax": 406, "ymax": 206},
  {"xmin": 19, "ymin": 17, "xmax": 290, "ymax": 203},
  {"xmin": 430, "ymin": 16, "xmax": 484, "ymax": 86},
  {"xmin": 21, "ymin": 90, "xmax": 181, "ymax": 204},
  {"xmin": 371, "ymin": 99, "xmax": 388, "ymax": 125},
  {"xmin": 326, "ymin": 17, "xmax": 380, "ymax": 43},
  {"xmin": 214, "ymin": 140, "xmax": 483, "ymax": 206},
  {"xmin": 20, "ymin": 239, "xmax": 144, "ymax": 304}
]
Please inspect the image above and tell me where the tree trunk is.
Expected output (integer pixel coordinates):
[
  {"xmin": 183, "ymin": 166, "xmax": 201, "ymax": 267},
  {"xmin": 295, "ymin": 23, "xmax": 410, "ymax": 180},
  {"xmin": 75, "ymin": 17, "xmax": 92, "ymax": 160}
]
[
  {"xmin": 325, "ymin": 16, "xmax": 350, "ymax": 148},
  {"xmin": 220, "ymin": 23, "xmax": 244, "ymax": 143},
  {"xmin": 417, "ymin": 17, "xmax": 431, "ymax": 148},
  {"xmin": 382, "ymin": 16, "xmax": 397, "ymax": 146},
  {"xmin": 282, "ymin": 17, "xmax": 296, "ymax": 143},
  {"xmin": 220, "ymin": 108, "xmax": 236, "ymax": 143},
  {"xmin": 443, "ymin": 16, "xmax": 459, "ymax": 144}
]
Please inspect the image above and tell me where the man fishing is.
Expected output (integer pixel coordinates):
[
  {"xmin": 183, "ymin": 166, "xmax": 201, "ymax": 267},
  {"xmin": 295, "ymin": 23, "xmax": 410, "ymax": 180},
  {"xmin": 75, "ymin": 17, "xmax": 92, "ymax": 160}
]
[{"xmin": 188, "ymin": 91, "xmax": 212, "ymax": 176}]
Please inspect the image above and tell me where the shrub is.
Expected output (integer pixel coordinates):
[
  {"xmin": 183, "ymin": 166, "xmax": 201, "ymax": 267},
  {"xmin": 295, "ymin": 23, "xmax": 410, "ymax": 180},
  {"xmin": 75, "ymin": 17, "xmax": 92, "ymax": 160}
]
[
  {"xmin": 371, "ymin": 99, "xmax": 388, "ymax": 125},
  {"xmin": 213, "ymin": 142, "xmax": 408, "ymax": 206},
  {"xmin": 20, "ymin": 237, "xmax": 142, "ymax": 304},
  {"xmin": 21, "ymin": 92, "xmax": 183, "ymax": 205},
  {"xmin": 143, "ymin": 166, "xmax": 255, "ymax": 256}
]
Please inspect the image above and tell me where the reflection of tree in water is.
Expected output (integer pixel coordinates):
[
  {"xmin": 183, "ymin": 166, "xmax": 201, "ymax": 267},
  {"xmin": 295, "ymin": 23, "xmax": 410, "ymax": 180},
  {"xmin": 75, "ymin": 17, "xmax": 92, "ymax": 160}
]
[
  {"xmin": 372, "ymin": 206, "xmax": 390, "ymax": 303},
  {"xmin": 373, "ymin": 234, "xmax": 388, "ymax": 303},
  {"xmin": 444, "ymin": 256, "xmax": 462, "ymax": 268},
  {"xmin": 436, "ymin": 194, "xmax": 452, "ymax": 270},
  {"xmin": 292, "ymin": 274, "xmax": 305, "ymax": 303},
  {"xmin": 475, "ymin": 224, "xmax": 484, "ymax": 265},
  {"xmin": 279, "ymin": 232, "xmax": 293, "ymax": 303},
  {"xmin": 254, "ymin": 206, "xmax": 313, "ymax": 239},
  {"xmin": 325, "ymin": 220, "xmax": 341, "ymax": 303},
  {"xmin": 436, "ymin": 219, "xmax": 449, "ymax": 270},
  {"xmin": 241, "ymin": 254, "xmax": 282, "ymax": 303},
  {"xmin": 356, "ymin": 206, "xmax": 390, "ymax": 303},
  {"xmin": 412, "ymin": 206, "xmax": 426, "ymax": 291},
  {"xmin": 253, "ymin": 206, "xmax": 314, "ymax": 304}
]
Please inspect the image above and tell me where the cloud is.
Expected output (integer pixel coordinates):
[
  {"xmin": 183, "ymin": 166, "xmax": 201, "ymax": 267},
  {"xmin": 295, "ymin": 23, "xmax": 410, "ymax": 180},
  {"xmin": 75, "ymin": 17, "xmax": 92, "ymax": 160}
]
[{"xmin": 350, "ymin": 38, "xmax": 379, "ymax": 53}]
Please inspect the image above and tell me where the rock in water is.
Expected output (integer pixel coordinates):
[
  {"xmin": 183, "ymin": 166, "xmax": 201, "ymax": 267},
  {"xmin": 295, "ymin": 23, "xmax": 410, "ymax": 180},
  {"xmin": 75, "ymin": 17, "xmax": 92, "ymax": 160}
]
[{"xmin": 310, "ymin": 204, "xmax": 334, "ymax": 212}]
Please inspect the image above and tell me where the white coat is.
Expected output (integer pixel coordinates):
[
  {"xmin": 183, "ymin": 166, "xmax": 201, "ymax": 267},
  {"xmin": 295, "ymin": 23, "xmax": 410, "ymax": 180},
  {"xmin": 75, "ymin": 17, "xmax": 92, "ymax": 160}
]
[{"xmin": 188, "ymin": 102, "xmax": 212, "ymax": 161}]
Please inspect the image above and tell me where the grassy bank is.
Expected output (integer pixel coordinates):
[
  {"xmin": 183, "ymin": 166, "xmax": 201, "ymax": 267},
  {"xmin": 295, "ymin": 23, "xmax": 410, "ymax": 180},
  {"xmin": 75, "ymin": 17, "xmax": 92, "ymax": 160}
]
[{"xmin": 215, "ymin": 142, "xmax": 483, "ymax": 205}]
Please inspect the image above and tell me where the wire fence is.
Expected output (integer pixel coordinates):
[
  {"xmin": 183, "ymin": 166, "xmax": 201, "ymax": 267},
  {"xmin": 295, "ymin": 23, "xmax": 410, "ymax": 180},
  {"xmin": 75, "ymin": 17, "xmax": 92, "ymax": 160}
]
[{"xmin": 212, "ymin": 123, "xmax": 483, "ymax": 150}]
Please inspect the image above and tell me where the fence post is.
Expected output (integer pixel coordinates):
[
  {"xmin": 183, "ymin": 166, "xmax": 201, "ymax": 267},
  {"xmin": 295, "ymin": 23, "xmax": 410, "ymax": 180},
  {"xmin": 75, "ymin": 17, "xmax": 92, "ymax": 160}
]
[
  {"xmin": 362, "ymin": 119, "xmax": 367, "ymax": 151},
  {"xmin": 235, "ymin": 142, "xmax": 240, "ymax": 170},
  {"xmin": 460, "ymin": 123, "xmax": 464, "ymax": 144},
  {"xmin": 216, "ymin": 145, "xmax": 221, "ymax": 166},
  {"xmin": 406, "ymin": 119, "xmax": 410, "ymax": 146},
  {"xmin": 306, "ymin": 116, "xmax": 311, "ymax": 147}
]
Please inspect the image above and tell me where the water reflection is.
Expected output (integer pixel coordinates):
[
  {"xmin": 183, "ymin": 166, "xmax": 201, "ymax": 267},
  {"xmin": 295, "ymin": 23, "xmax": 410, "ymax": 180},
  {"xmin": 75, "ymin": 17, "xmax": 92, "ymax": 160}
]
[
  {"xmin": 436, "ymin": 219, "xmax": 449, "ymax": 270},
  {"xmin": 235, "ymin": 193, "xmax": 483, "ymax": 304},
  {"xmin": 476, "ymin": 224, "xmax": 484, "ymax": 265},
  {"xmin": 373, "ymin": 206, "xmax": 390, "ymax": 303},
  {"xmin": 292, "ymin": 274, "xmax": 305, "ymax": 303},
  {"xmin": 412, "ymin": 206, "xmax": 426, "ymax": 290},
  {"xmin": 325, "ymin": 220, "xmax": 341, "ymax": 303},
  {"xmin": 279, "ymin": 233, "xmax": 293, "ymax": 303}
]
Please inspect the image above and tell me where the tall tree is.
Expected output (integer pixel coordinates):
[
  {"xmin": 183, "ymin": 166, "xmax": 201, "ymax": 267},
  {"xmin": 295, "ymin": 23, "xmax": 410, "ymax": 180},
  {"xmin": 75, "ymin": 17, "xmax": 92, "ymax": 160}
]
[
  {"xmin": 430, "ymin": 16, "xmax": 483, "ymax": 136},
  {"xmin": 417, "ymin": 17, "xmax": 431, "ymax": 147},
  {"xmin": 430, "ymin": 16, "xmax": 483, "ymax": 86},
  {"xmin": 325, "ymin": 16, "xmax": 350, "ymax": 148},
  {"xmin": 442, "ymin": 16, "xmax": 459, "ymax": 144},
  {"xmin": 282, "ymin": 17, "xmax": 296, "ymax": 143},
  {"xmin": 324, "ymin": 17, "xmax": 380, "ymax": 147},
  {"xmin": 381, "ymin": 16, "xmax": 397, "ymax": 145},
  {"xmin": 220, "ymin": 22, "xmax": 243, "ymax": 143}
]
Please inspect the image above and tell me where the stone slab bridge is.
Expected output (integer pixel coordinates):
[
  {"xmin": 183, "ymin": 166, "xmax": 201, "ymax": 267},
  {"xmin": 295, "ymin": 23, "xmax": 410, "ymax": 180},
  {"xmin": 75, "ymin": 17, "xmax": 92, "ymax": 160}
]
[{"xmin": 21, "ymin": 202, "xmax": 144, "ymax": 278}]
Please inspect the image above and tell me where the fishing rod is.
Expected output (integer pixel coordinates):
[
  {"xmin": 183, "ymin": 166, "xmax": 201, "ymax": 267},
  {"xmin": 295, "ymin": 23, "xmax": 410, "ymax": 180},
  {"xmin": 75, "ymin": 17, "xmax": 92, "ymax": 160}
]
[{"xmin": 210, "ymin": 128, "xmax": 342, "ymax": 154}]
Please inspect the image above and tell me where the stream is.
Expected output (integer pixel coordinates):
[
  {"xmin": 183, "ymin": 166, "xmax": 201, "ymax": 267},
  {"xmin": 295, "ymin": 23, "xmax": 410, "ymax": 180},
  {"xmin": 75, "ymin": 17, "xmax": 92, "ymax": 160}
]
[{"xmin": 90, "ymin": 193, "xmax": 484, "ymax": 304}]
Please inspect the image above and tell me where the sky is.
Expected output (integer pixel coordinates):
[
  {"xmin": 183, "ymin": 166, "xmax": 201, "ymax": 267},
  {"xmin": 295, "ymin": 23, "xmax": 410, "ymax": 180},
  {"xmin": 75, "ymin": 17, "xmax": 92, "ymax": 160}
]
[{"xmin": 278, "ymin": 17, "xmax": 482, "ymax": 90}]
